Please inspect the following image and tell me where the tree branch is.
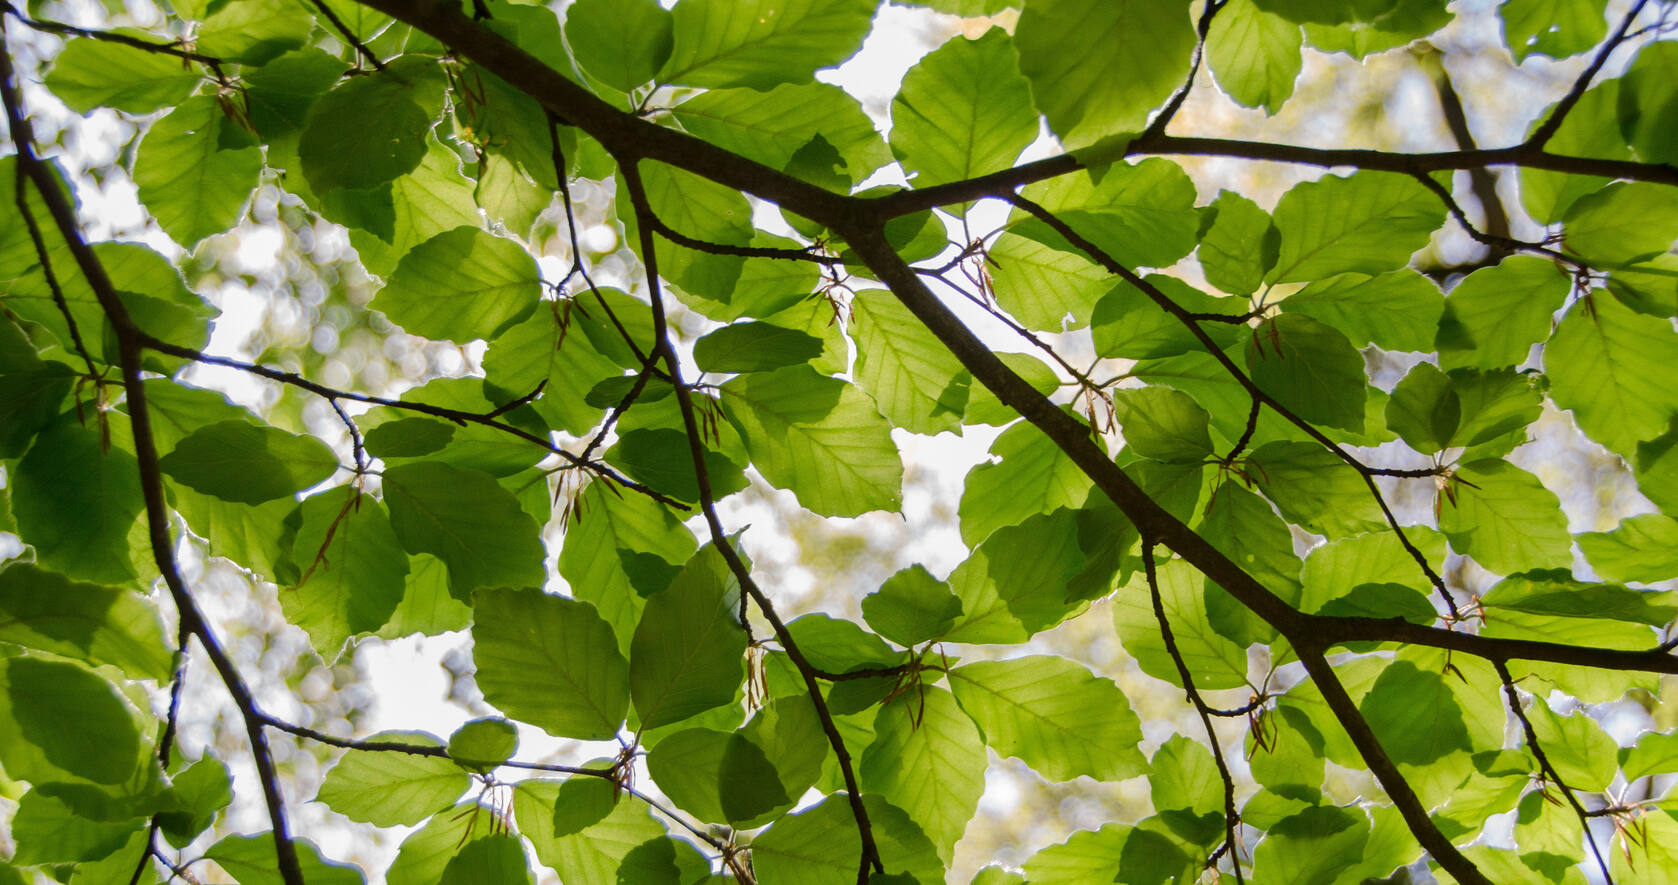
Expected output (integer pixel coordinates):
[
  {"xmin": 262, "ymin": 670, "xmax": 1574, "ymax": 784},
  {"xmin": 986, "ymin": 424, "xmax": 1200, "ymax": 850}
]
[
  {"xmin": 0, "ymin": 34, "xmax": 306, "ymax": 885},
  {"xmin": 1143, "ymin": 541, "xmax": 1245, "ymax": 885},
  {"xmin": 619, "ymin": 157, "xmax": 884, "ymax": 884}
]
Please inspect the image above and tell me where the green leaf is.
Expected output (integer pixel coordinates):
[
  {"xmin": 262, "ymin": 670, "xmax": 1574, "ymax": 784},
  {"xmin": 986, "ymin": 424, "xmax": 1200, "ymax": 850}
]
[
  {"xmin": 0, "ymin": 563, "xmax": 172, "ymax": 680},
  {"xmin": 517, "ymin": 779, "xmax": 704, "ymax": 885},
  {"xmin": 558, "ymin": 480, "xmax": 696, "ymax": 654},
  {"xmin": 1436, "ymin": 256, "xmax": 1568, "ymax": 368},
  {"xmin": 605, "ymin": 428, "xmax": 749, "ymax": 505},
  {"xmin": 647, "ymin": 727, "xmax": 790, "ymax": 825},
  {"xmin": 1246, "ymin": 313, "xmax": 1368, "ymax": 432},
  {"xmin": 1360, "ymin": 660, "xmax": 1471, "ymax": 763},
  {"xmin": 1525, "ymin": 696, "xmax": 1617, "ymax": 791},
  {"xmin": 722, "ymin": 366, "xmax": 902, "ymax": 517},
  {"xmin": 1251, "ymin": 805, "xmax": 1370, "ymax": 885},
  {"xmin": 133, "ymin": 95, "xmax": 261, "ymax": 247},
  {"xmin": 1013, "ymin": 159, "xmax": 1201, "ymax": 271},
  {"xmin": 299, "ymin": 58, "xmax": 443, "ymax": 192},
  {"xmin": 1266, "ymin": 171, "xmax": 1443, "ymax": 283},
  {"xmin": 850, "ymin": 289, "xmax": 970, "ymax": 434},
  {"xmin": 672, "ymin": 83, "xmax": 890, "ymax": 185},
  {"xmin": 44, "ymin": 38, "xmax": 202, "ymax": 114},
  {"xmin": 1, "ymin": 656, "xmax": 142, "ymax": 785},
  {"xmin": 161, "ymin": 420, "xmax": 337, "ymax": 505},
  {"xmin": 1151, "ymin": 735, "xmax": 1223, "ymax": 825},
  {"xmin": 1091, "ymin": 274, "xmax": 1245, "ymax": 360},
  {"xmin": 382, "ymin": 461, "xmax": 545, "ymax": 596},
  {"xmin": 630, "ymin": 547, "xmax": 748, "ymax": 729},
  {"xmin": 1621, "ymin": 730, "xmax": 1678, "ymax": 781},
  {"xmin": 484, "ymin": 304, "xmax": 618, "ymax": 436},
  {"xmin": 783, "ymin": 613, "xmax": 899, "ymax": 674},
  {"xmin": 621, "ymin": 163, "xmax": 753, "ymax": 300},
  {"xmin": 891, "ymin": 29, "xmax": 1037, "ymax": 188},
  {"xmin": 1285, "ymin": 270, "xmax": 1444, "ymax": 352},
  {"xmin": 1248, "ymin": 441, "xmax": 1385, "ymax": 537},
  {"xmin": 1207, "ymin": 0, "xmax": 1303, "ymax": 114},
  {"xmin": 13, "ymin": 421, "xmax": 143, "ymax": 584},
  {"xmin": 473, "ymin": 589, "xmax": 628, "ymax": 740},
  {"xmin": 1110, "ymin": 387, "xmax": 1213, "ymax": 463},
  {"xmin": 314, "ymin": 731, "xmax": 467, "ymax": 826},
  {"xmin": 1522, "ymin": 82, "xmax": 1627, "ymax": 223},
  {"xmin": 660, "ymin": 0, "xmax": 878, "ymax": 90},
  {"xmin": 949, "ymin": 655, "xmax": 1145, "ymax": 782},
  {"xmin": 693, "ymin": 322, "xmax": 823, "ymax": 374},
  {"xmin": 1578, "ymin": 513, "xmax": 1678, "ymax": 583},
  {"xmin": 1479, "ymin": 570, "xmax": 1676, "ymax": 627},
  {"xmin": 1564, "ymin": 181, "xmax": 1678, "ymax": 265},
  {"xmin": 964, "ymin": 351, "xmax": 1061, "ymax": 426},
  {"xmin": 1015, "ymin": 0, "xmax": 1194, "ymax": 147},
  {"xmin": 1501, "ymin": 0, "xmax": 1607, "ymax": 61},
  {"xmin": 385, "ymin": 803, "xmax": 497, "ymax": 885},
  {"xmin": 439, "ymin": 834, "xmax": 532, "ymax": 885},
  {"xmin": 0, "ymin": 364, "xmax": 74, "ymax": 458},
  {"xmin": 372, "ymin": 228, "xmax": 539, "ymax": 343},
  {"xmin": 1619, "ymin": 41, "xmax": 1678, "ymax": 166},
  {"xmin": 195, "ymin": 0, "xmax": 312, "ymax": 64},
  {"xmin": 861, "ymin": 565, "xmax": 963, "ymax": 647},
  {"xmin": 986, "ymin": 232, "xmax": 1113, "ymax": 332},
  {"xmin": 959, "ymin": 420, "xmax": 1093, "ymax": 547},
  {"xmin": 565, "ymin": 0, "xmax": 674, "ymax": 91},
  {"xmin": 1439, "ymin": 460, "xmax": 1571, "ymax": 575},
  {"xmin": 205, "ymin": 833, "xmax": 364, "ymax": 885},
  {"xmin": 1198, "ymin": 190, "xmax": 1278, "ymax": 295},
  {"xmin": 1021, "ymin": 824, "xmax": 1130, "ymax": 885},
  {"xmin": 1196, "ymin": 483, "xmax": 1302, "ymax": 622},
  {"xmin": 241, "ymin": 48, "xmax": 344, "ymax": 139},
  {"xmin": 1547, "ymin": 294, "xmax": 1678, "ymax": 458},
  {"xmin": 447, "ymin": 717, "xmax": 518, "ymax": 772},
  {"xmin": 861, "ymin": 687, "xmax": 987, "ymax": 862},
  {"xmin": 1299, "ymin": 0, "xmax": 1451, "ymax": 59},
  {"xmin": 380, "ymin": 553, "xmax": 473, "ymax": 639},
  {"xmin": 9, "ymin": 792, "xmax": 142, "ymax": 864},
  {"xmin": 1385, "ymin": 361, "xmax": 1459, "ymax": 454},
  {"xmin": 749, "ymin": 794, "xmax": 860, "ymax": 885},
  {"xmin": 282, "ymin": 488, "xmax": 409, "ymax": 659},
  {"xmin": 1112, "ymin": 559, "xmax": 1249, "ymax": 690}
]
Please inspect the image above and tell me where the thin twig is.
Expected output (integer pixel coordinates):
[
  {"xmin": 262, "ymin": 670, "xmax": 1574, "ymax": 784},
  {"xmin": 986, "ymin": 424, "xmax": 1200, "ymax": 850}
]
[
  {"xmin": 306, "ymin": 0, "xmax": 386, "ymax": 70},
  {"xmin": 1525, "ymin": 0, "xmax": 1654, "ymax": 149},
  {"xmin": 1493, "ymin": 660, "xmax": 1613, "ymax": 883},
  {"xmin": 1143, "ymin": 540, "xmax": 1246, "ymax": 884},
  {"xmin": 2, "ymin": 35, "xmax": 304, "ymax": 884},
  {"xmin": 618, "ymin": 156, "xmax": 884, "ymax": 885},
  {"xmin": 1, "ymin": 2, "xmax": 229, "ymax": 82}
]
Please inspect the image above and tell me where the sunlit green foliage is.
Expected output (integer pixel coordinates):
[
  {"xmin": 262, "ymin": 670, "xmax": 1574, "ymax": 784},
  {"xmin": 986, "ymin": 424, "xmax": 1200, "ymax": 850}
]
[{"xmin": 4, "ymin": 0, "xmax": 1678, "ymax": 883}]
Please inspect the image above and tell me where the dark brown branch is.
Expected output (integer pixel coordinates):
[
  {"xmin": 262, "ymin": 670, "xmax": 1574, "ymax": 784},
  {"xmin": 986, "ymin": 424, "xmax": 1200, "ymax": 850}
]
[
  {"xmin": 0, "ymin": 35, "xmax": 306, "ymax": 885},
  {"xmin": 872, "ymin": 136, "xmax": 1678, "ymax": 221},
  {"xmin": 1492, "ymin": 660, "xmax": 1612, "ymax": 883},
  {"xmin": 619, "ymin": 157, "xmax": 883, "ymax": 884},
  {"xmin": 1143, "ymin": 541, "xmax": 1245, "ymax": 885}
]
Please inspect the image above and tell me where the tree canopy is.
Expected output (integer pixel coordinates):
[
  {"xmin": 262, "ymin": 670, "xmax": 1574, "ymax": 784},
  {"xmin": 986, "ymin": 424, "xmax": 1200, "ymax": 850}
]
[{"xmin": 4, "ymin": 0, "xmax": 1678, "ymax": 883}]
